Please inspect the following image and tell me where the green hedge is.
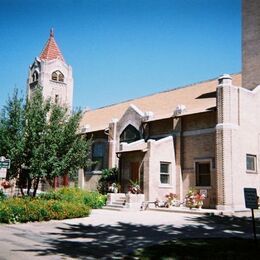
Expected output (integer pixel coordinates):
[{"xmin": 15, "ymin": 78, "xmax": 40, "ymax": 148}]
[
  {"xmin": 39, "ymin": 187, "xmax": 107, "ymax": 208},
  {"xmin": 0, "ymin": 188, "xmax": 106, "ymax": 224}
]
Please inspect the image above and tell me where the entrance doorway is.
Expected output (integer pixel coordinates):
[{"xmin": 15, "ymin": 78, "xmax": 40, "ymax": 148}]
[{"xmin": 130, "ymin": 162, "xmax": 139, "ymax": 182}]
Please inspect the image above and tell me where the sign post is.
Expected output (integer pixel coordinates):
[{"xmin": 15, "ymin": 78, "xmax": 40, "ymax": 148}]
[{"xmin": 244, "ymin": 188, "xmax": 258, "ymax": 242}]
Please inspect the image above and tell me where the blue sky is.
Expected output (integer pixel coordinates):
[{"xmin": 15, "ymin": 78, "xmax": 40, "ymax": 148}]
[{"xmin": 0, "ymin": 0, "xmax": 241, "ymax": 110}]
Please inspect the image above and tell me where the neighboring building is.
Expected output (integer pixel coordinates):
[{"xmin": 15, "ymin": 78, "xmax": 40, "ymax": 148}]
[
  {"xmin": 27, "ymin": 29, "xmax": 73, "ymax": 110},
  {"xmin": 79, "ymin": 0, "xmax": 260, "ymax": 211}
]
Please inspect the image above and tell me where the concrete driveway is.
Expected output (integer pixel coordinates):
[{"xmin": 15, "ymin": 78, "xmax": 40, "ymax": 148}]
[{"xmin": 0, "ymin": 209, "xmax": 259, "ymax": 259}]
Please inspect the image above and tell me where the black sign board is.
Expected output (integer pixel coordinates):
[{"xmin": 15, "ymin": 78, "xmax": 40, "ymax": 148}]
[
  {"xmin": 0, "ymin": 160, "xmax": 10, "ymax": 169},
  {"xmin": 244, "ymin": 188, "xmax": 258, "ymax": 209}
]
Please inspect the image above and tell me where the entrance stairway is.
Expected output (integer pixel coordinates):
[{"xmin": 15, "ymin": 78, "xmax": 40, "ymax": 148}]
[{"xmin": 103, "ymin": 194, "xmax": 127, "ymax": 211}]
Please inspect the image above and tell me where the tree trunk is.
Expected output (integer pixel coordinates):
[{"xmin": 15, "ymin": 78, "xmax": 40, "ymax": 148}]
[
  {"xmin": 33, "ymin": 178, "xmax": 40, "ymax": 197},
  {"xmin": 20, "ymin": 186, "xmax": 24, "ymax": 196},
  {"xmin": 27, "ymin": 178, "xmax": 32, "ymax": 196}
]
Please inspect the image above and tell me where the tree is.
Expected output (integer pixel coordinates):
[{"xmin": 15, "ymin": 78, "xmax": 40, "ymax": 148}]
[
  {"xmin": 0, "ymin": 89, "xmax": 25, "ymax": 182},
  {"xmin": 1, "ymin": 87, "xmax": 92, "ymax": 196},
  {"xmin": 22, "ymin": 87, "xmax": 51, "ymax": 196}
]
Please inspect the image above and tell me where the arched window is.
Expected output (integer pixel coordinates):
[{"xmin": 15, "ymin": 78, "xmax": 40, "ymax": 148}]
[
  {"xmin": 120, "ymin": 124, "xmax": 140, "ymax": 143},
  {"xmin": 58, "ymin": 73, "xmax": 64, "ymax": 82},
  {"xmin": 51, "ymin": 70, "xmax": 64, "ymax": 82},
  {"xmin": 32, "ymin": 71, "xmax": 38, "ymax": 82},
  {"xmin": 52, "ymin": 71, "xmax": 58, "ymax": 81}
]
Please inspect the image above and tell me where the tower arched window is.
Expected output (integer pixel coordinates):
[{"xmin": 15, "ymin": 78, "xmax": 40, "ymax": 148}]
[
  {"xmin": 58, "ymin": 73, "xmax": 64, "ymax": 82},
  {"xmin": 51, "ymin": 70, "xmax": 64, "ymax": 82},
  {"xmin": 32, "ymin": 71, "xmax": 38, "ymax": 82},
  {"xmin": 120, "ymin": 124, "xmax": 141, "ymax": 143}
]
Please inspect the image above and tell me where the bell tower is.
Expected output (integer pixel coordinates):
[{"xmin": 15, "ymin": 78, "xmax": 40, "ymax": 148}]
[{"xmin": 27, "ymin": 29, "xmax": 73, "ymax": 109}]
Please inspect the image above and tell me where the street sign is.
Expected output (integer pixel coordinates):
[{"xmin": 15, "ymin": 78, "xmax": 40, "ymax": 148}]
[
  {"xmin": 244, "ymin": 188, "xmax": 258, "ymax": 209},
  {"xmin": 0, "ymin": 156, "xmax": 10, "ymax": 169}
]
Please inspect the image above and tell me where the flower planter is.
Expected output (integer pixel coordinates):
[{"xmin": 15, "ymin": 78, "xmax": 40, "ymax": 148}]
[{"xmin": 125, "ymin": 193, "xmax": 145, "ymax": 210}]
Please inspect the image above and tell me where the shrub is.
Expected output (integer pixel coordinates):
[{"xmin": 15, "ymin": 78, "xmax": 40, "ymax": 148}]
[
  {"xmin": 83, "ymin": 191, "xmax": 107, "ymax": 209},
  {"xmin": 0, "ymin": 188, "xmax": 106, "ymax": 223},
  {"xmin": 0, "ymin": 190, "xmax": 7, "ymax": 201},
  {"xmin": 40, "ymin": 187, "xmax": 107, "ymax": 208}
]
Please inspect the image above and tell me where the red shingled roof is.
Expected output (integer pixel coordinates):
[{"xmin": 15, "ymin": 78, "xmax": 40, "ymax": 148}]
[{"xmin": 39, "ymin": 29, "xmax": 64, "ymax": 62}]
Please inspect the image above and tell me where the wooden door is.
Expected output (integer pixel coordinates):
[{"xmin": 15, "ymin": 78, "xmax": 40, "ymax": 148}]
[{"xmin": 130, "ymin": 162, "xmax": 139, "ymax": 182}]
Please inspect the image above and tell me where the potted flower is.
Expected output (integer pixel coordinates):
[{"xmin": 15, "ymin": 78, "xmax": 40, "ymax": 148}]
[
  {"xmin": 165, "ymin": 193, "xmax": 177, "ymax": 207},
  {"xmin": 185, "ymin": 188, "xmax": 196, "ymax": 209},
  {"xmin": 1, "ymin": 180, "xmax": 12, "ymax": 189},
  {"xmin": 108, "ymin": 183, "xmax": 121, "ymax": 193},
  {"xmin": 195, "ymin": 192, "xmax": 206, "ymax": 209},
  {"xmin": 128, "ymin": 180, "xmax": 141, "ymax": 194},
  {"xmin": 185, "ymin": 188, "xmax": 206, "ymax": 209}
]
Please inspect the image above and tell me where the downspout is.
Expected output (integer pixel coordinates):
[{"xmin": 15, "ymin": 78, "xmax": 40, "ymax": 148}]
[
  {"xmin": 116, "ymin": 152, "xmax": 122, "ymax": 190},
  {"xmin": 180, "ymin": 117, "xmax": 184, "ymax": 171}
]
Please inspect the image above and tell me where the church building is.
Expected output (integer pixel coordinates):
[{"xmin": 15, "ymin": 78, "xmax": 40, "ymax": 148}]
[{"xmin": 78, "ymin": 0, "xmax": 260, "ymax": 211}]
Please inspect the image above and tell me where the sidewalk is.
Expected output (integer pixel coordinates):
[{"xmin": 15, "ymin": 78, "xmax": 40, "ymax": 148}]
[
  {"xmin": 148, "ymin": 206, "xmax": 260, "ymax": 217},
  {"xmin": 0, "ymin": 209, "xmax": 259, "ymax": 259}
]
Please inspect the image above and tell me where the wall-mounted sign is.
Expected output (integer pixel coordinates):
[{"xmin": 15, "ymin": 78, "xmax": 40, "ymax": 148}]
[{"xmin": 200, "ymin": 189, "xmax": 208, "ymax": 198}]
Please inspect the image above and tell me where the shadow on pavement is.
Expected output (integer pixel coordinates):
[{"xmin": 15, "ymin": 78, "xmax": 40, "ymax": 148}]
[{"xmin": 16, "ymin": 214, "xmax": 260, "ymax": 259}]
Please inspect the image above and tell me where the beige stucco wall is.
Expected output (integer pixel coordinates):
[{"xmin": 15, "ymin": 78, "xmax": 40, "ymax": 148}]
[{"xmin": 145, "ymin": 136, "xmax": 176, "ymax": 201}]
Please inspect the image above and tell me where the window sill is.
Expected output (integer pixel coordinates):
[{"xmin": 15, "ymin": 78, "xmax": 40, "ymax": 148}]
[
  {"xmin": 158, "ymin": 184, "xmax": 173, "ymax": 188},
  {"xmin": 195, "ymin": 186, "xmax": 212, "ymax": 189},
  {"xmin": 246, "ymin": 170, "xmax": 258, "ymax": 174},
  {"xmin": 50, "ymin": 80, "xmax": 66, "ymax": 85}
]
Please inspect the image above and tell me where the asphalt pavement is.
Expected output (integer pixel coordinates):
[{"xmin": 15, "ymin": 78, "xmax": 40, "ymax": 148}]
[{"xmin": 0, "ymin": 209, "xmax": 259, "ymax": 259}]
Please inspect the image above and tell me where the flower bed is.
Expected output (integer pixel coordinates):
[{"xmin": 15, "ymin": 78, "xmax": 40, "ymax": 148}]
[{"xmin": 0, "ymin": 187, "xmax": 106, "ymax": 224}]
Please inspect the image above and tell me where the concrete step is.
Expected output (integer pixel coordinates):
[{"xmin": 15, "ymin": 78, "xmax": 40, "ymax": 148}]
[
  {"xmin": 115, "ymin": 198, "xmax": 126, "ymax": 201},
  {"xmin": 107, "ymin": 203, "xmax": 125, "ymax": 208},
  {"xmin": 102, "ymin": 206, "xmax": 123, "ymax": 211},
  {"xmin": 112, "ymin": 201, "xmax": 126, "ymax": 206}
]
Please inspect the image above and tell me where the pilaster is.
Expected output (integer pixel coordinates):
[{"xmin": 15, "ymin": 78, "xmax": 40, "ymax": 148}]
[{"xmin": 216, "ymin": 74, "xmax": 239, "ymax": 211}]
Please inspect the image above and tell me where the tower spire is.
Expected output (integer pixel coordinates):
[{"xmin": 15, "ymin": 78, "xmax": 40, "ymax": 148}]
[
  {"xmin": 50, "ymin": 28, "xmax": 54, "ymax": 37},
  {"xmin": 39, "ymin": 29, "xmax": 64, "ymax": 61}
]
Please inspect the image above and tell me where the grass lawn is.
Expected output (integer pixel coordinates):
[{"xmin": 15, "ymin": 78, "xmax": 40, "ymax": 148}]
[{"xmin": 128, "ymin": 238, "xmax": 260, "ymax": 259}]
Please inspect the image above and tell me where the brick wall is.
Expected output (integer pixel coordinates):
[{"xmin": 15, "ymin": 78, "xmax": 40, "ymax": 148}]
[{"xmin": 242, "ymin": 0, "xmax": 260, "ymax": 90}]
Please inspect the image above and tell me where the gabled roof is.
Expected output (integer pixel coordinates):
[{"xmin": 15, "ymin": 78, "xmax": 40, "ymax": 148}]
[
  {"xmin": 39, "ymin": 29, "xmax": 65, "ymax": 62},
  {"xmin": 81, "ymin": 73, "xmax": 241, "ymax": 132}
]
